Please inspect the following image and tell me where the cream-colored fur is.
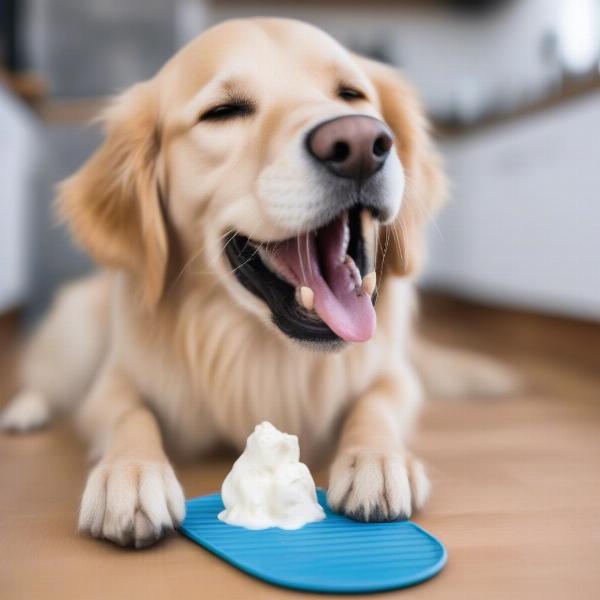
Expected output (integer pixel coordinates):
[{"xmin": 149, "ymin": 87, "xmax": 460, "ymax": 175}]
[{"xmin": 2, "ymin": 19, "xmax": 450, "ymax": 548}]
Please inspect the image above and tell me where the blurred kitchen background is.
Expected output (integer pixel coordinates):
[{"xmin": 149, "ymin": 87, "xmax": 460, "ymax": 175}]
[{"xmin": 1, "ymin": 0, "xmax": 599, "ymax": 327}]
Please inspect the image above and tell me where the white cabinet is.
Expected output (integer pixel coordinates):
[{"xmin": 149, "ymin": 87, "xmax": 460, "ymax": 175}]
[
  {"xmin": 0, "ymin": 88, "xmax": 42, "ymax": 312},
  {"xmin": 422, "ymin": 92, "xmax": 600, "ymax": 320}
]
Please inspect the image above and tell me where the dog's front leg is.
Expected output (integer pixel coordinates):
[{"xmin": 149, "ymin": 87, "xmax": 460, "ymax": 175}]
[
  {"xmin": 77, "ymin": 363, "xmax": 185, "ymax": 548},
  {"xmin": 327, "ymin": 369, "xmax": 430, "ymax": 521}
]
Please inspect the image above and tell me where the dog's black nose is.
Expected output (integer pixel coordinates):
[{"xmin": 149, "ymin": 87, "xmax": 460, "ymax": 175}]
[{"xmin": 306, "ymin": 115, "xmax": 393, "ymax": 180}]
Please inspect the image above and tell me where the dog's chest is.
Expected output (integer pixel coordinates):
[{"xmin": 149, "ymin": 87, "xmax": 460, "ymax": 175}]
[{"xmin": 123, "ymin": 311, "xmax": 384, "ymax": 458}]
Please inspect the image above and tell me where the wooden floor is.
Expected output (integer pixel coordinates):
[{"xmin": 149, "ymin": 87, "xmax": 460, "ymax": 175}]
[{"xmin": 1, "ymin": 297, "xmax": 599, "ymax": 599}]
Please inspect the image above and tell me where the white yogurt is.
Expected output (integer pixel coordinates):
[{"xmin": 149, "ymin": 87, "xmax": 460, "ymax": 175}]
[{"xmin": 218, "ymin": 421, "xmax": 325, "ymax": 530}]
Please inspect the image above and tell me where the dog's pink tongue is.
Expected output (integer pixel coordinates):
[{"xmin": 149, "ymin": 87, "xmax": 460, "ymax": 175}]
[{"xmin": 273, "ymin": 216, "xmax": 375, "ymax": 343}]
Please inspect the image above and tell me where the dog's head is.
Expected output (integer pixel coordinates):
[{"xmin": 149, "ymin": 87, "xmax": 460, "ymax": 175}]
[{"xmin": 59, "ymin": 18, "xmax": 445, "ymax": 350}]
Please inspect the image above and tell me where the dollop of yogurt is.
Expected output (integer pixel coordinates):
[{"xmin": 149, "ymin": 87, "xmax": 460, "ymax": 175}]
[{"xmin": 218, "ymin": 421, "xmax": 325, "ymax": 530}]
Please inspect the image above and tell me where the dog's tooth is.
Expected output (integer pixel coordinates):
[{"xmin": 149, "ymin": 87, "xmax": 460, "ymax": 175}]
[
  {"xmin": 299, "ymin": 286, "xmax": 315, "ymax": 311},
  {"xmin": 361, "ymin": 272, "xmax": 376, "ymax": 296},
  {"xmin": 360, "ymin": 210, "xmax": 376, "ymax": 271},
  {"xmin": 342, "ymin": 220, "xmax": 350, "ymax": 259},
  {"xmin": 344, "ymin": 254, "xmax": 362, "ymax": 288}
]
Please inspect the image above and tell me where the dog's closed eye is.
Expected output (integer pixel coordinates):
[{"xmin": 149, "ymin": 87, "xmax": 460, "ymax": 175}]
[
  {"xmin": 337, "ymin": 86, "xmax": 366, "ymax": 102},
  {"xmin": 200, "ymin": 98, "xmax": 255, "ymax": 122}
]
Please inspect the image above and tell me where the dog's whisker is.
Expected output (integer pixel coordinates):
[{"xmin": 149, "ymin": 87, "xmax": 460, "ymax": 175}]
[
  {"xmin": 375, "ymin": 224, "xmax": 385, "ymax": 273},
  {"xmin": 375, "ymin": 227, "xmax": 391, "ymax": 298},
  {"xmin": 372, "ymin": 221, "xmax": 379, "ymax": 274},
  {"xmin": 229, "ymin": 242, "xmax": 265, "ymax": 276},
  {"xmin": 298, "ymin": 235, "xmax": 307, "ymax": 284},
  {"xmin": 305, "ymin": 230, "xmax": 314, "ymax": 280},
  {"xmin": 394, "ymin": 220, "xmax": 408, "ymax": 268},
  {"xmin": 208, "ymin": 219, "xmax": 266, "ymax": 277},
  {"xmin": 390, "ymin": 221, "xmax": 404, "ymax": 266},
  {"xmin": 171, "ymin": 221, "xmax": 263, "ymax": 284},
  {"xmin": 167, "ymin": 228, "xmax": 235, "ymax": 294},
  {"xmin": 226, "ymin": 221, "xmax": 271, "ymax": 277}
]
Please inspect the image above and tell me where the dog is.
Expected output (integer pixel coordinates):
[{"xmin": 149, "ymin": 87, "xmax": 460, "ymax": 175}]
[{"xmin": 1, "ymin": 18, "xmax": 447, "ymax": 548}]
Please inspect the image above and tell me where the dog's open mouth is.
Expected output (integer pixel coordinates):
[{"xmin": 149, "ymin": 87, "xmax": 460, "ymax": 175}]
[{"xmin": 225, "ymin": 205, "xmax": 377, "ymax": 347}]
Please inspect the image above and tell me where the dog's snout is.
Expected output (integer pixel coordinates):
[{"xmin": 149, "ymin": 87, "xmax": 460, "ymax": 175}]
[{"xmin": 306, "ymin": 116, "xmax": 393, "ymax": 180}]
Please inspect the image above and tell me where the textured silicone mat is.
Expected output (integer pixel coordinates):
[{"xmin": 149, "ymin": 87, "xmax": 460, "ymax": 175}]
[{"xmin": 180, "ymin": 489, "xmax": 447, "ymax": 594}]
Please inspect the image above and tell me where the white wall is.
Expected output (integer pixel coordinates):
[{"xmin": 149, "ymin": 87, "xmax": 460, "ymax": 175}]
[
  {"xmin": 175, "ymin": 0, "xmax": 588, "ymax": 122},
  {"xmin": 0, "ymin": 88, "xmax": 42, "ymax": 312},
  {"xmin": 422, "ymin": 91, "xmax": 600, "ymax": 320}
]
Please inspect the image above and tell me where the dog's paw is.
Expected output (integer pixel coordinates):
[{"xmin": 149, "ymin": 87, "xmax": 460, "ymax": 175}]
[
  {"xmin": 0, "ymin": 390, "xmax": 50, "ymax": 433},
  {"xmin": 78, "ymin": 459, "xmax": 186, "ymax": 548},
  {"xmin": 327, "ymin": 449, "xmax": 430, "ymax": 522}
]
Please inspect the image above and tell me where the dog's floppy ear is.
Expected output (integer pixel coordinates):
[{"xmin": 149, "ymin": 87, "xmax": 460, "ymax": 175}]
[
  {"xmin": 357, "ymin": 56, "xmax": 447, "ymax": 277},
  {"xmin": 58, "ymin": 81, "xmax": 168, "ymax": 308}
]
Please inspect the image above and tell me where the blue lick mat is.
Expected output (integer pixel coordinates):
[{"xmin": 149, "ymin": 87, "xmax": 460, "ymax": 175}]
[{"xmin": 179, "ymin": 489, "xmax": 447, "ymax": 594}]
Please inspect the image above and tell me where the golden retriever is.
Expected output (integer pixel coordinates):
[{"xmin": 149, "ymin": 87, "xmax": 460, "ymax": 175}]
[{"xmin": 1, "ymin": 18, "xmax": 447, "ymax": 548}]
